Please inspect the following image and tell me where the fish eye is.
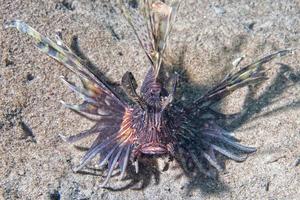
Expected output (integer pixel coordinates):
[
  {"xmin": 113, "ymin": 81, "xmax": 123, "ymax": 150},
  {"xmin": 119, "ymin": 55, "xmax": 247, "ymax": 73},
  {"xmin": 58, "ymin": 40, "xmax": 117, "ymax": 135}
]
[{"xmin": 150, "ymin": 88, "xmax": 161, "ymax": 96}]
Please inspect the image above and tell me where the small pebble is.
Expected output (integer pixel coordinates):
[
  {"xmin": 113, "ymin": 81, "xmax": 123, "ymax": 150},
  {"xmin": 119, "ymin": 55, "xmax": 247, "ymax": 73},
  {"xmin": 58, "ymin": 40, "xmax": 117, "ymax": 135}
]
[
  {"xmin": 26, "ymin": 73, "xmax": 34, "ymax": 81},
  {"xmin": 244, "ymin": 22, "xmax": 255, "ymax": 32},
  {"xmin": 213, "ymin": 6, "xmax": 226, "ymax": 15},
  {"xmin": 4, "ymin": 58, "xmax": 14, "ymax": 67},
  {"xmin": 49, "ymin": 190, "xmax": 61, "ymax": 200},
  {"xmin": 265, "ymin": 181, "xmax": 270, "ymax": 191},
  {"xmin": 294, "ymin": 158, "xmax": 300, "ymax": 167}
]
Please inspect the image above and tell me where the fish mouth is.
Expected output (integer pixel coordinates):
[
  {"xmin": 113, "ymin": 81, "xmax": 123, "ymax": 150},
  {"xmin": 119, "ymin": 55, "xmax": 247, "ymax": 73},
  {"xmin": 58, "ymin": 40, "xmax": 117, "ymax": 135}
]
[{"xmin": 140, "ymin": 142, "xmax": 168, "ymax": 155}]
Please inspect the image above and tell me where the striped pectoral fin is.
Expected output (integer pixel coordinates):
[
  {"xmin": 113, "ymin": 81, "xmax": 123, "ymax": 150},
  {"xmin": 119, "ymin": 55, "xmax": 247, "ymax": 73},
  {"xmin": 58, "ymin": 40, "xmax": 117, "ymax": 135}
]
[
  {"xmin": 192, "ymin": 49, "xmax": 294, "ymax": 108},
  {"xmin": 60, "ymin": 100, "xmax": 101, "ymax": 119},
  {"xmin": 6, "ymin": 20, "xmax": 127, "ymax": 108},
  {"xmin": 59, "ymin": 123, "xmax": 101, "ymax": 144},
  {"xmin": 6, "ymin": 20, "xmax": 45, "ymax": 44},
  {"xmin": 211, "ymin": 144, "xmax": 247, "ymax": 162},
  {"xmin": 198, "ymin": 68, "xmax": 267, "ymax": 105},
  {"xmin": 203, "ymin": 152, "xmax": 223, "ymax": 172},
  {"xmin": 6, "ymin": 20, "xmax": 71, "ymax": 64},
  {"xmin": 6, "ymin": 20, "xmax": 137, "ymax": 185},
  {"xmin": 60, "ymin": 76, "xmax": 97, "ymax": 103},
  {"xmin": 225, "ymin": 49, "xmax": 293, "ymax": 82},
  {"xmin": 223, "ymin": 49, "xmax": 295, "ymax": 86},
  {"xmin": 202, "ymin": 76, "xmax": 267, "ymax": 105},
  {"xmin": 70, "ymin": 108, "xmax": 136, "ymax": 187}
]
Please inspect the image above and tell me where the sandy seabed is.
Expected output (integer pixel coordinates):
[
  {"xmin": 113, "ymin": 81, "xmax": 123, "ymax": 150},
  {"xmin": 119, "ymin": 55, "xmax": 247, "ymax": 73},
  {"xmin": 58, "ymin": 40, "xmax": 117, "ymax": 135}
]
[{"xmin": 0, "ymin": 0, "xmax": 299, "ymax": 199}]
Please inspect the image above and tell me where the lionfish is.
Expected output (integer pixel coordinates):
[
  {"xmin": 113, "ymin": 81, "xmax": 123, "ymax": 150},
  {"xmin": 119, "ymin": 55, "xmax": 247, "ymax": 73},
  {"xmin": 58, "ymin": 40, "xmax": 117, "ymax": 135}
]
[{"xmin": 5, "ymin": 0, "xmax": 293, "ymax": 187}]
